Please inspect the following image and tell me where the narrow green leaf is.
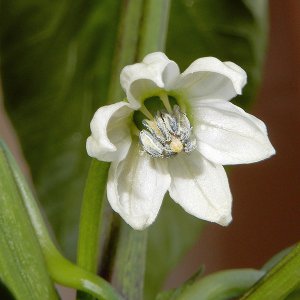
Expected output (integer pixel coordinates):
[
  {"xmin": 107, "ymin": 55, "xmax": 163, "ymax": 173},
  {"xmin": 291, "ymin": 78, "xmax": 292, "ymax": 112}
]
[
  {"xmin": 175, "ymin": 269, "xmax": 265, "ymax": 300},
  {"xmin": 0, "ymin": 141, "xmax": 121, "ymax": 300},
  {"xmin": 0, "ymin": 141, "xmax": 59, "ymax": 300},
  {"xmin": 241, "ymin": 243, "xmax": 300, "ymax": 300}
]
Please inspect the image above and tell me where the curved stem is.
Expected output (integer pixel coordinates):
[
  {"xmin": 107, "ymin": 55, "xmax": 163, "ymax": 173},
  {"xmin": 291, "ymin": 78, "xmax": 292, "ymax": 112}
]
[{"xmin": 0, "ymin": 141, "xmax": 121, "ymax": 300}]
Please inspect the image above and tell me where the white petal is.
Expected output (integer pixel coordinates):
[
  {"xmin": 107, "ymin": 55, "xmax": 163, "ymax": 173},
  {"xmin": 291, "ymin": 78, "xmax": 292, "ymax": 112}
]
[
  {"xmin": 107, "ymin": 141, "xmax": 171, "ymax": 230},
  {"xmin": 168, "ymin": 152, "xmax": 232, "ymax": 226},
  {"xmin": 120, "ymin": 52, "xmax": 180, "ymax": 108},
  {"xmin": 192, "ymin": 100, "xmax": 276, "ymax": 165},
  {"xmin": 86, "ymin": 102, "xmax": 133, "ymax": 162},
  {"xmin": 175, "ymin": 57, "xmax": 247, "ymax": 102}
]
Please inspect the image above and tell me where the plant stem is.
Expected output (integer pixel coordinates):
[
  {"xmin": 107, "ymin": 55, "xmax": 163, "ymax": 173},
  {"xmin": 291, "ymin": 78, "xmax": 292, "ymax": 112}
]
[
  {"xmin": 77, "ymin": 0, "xmax": 171, "ymax": 299},
  {"xmin": 76, "ymin": 0, "xmax": 145, "ymax": 299},
  {"xmin": 111, "ymin": 224, "xmax": 148, "ymax": 300},
  {"xmin": 110, "ymin": 1, "xmax": 171, "ymax": 300}
]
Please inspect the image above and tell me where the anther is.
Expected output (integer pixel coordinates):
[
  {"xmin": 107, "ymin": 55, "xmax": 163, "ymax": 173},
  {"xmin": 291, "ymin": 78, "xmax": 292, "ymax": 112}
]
[{"xmin": 139, "ymin": 105, "xmax": 196, "ymax": 158}]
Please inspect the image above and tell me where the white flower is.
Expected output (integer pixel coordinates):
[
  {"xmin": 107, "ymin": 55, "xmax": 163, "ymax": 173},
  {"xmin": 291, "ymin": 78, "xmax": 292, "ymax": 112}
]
[{"xmin": 87, "ymin": 52, "xmax": 275, "ymax": 230}]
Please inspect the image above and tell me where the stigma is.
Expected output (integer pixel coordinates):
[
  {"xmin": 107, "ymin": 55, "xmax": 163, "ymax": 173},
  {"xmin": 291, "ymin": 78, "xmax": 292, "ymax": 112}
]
[{"xmin": 139, "ymin": 105, "xmax": 196, "ymax": 158}]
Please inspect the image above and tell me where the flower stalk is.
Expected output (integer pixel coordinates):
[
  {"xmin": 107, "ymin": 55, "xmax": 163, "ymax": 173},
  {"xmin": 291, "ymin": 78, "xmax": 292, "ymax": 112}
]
[
  {"xmin": 76, "ymin": 0, "xmax": 171, "ymax": 299},
  {"xmin": 109, "ymin": 1, "xmax": 171, "ymax": 299}
]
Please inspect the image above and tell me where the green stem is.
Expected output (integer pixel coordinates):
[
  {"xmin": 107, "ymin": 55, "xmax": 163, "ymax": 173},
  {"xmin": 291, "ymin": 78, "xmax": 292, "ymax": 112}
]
[
  {"xmin": 111, "ymin": 225, "xmax": 148, "ymax": 300},
  {"xmin": 138, "ymin": 0, "xmax": 171, "ymax": 58},
  {"xmin": 76, "ymin": 0, "xmax": 145, "ymax": 299},
  {"xmin": 241, "ymin": 243, "xmax": 300, "ymax": 299},
  {"xmin": 110, "ymin": 1, "xmax": 171, "ymax": 300},
  {"xmin": 77, "ymin": 160, "xmax": 109, "ymax": 273}
]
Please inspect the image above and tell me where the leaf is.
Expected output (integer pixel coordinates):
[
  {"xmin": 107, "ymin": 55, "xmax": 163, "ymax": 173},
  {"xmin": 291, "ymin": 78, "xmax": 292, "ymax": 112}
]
[
  {"xmin": 241, "ymin": 243, "xmax": 300, "ymax": 299},
  {"xmin": 171, "ymin": 269, "xmax": 264, "ymax": 300},
  {"xmin": 145, "ymin": 1, "xmax": 268, "ymax": 298},
  {"xmin": 0, "ymin": 141, "xmax": 59, "ymax": 300},
  {"xmin": 166, "ymin": 0, "xmax": 268, "ymax": 110},
  {"xmin": 0, "ymin": 141, "xmax": 122, "ymax": 300},
  {"xmin": 0, "ymin": 0, "xmax": 121, "ymax": 259}
]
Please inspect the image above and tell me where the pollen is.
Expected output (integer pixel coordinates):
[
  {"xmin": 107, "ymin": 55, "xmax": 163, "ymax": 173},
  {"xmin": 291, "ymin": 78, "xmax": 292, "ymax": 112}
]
[{"xmin": 139, "ymin": 105, "xmax": 196, "ymax": 158}]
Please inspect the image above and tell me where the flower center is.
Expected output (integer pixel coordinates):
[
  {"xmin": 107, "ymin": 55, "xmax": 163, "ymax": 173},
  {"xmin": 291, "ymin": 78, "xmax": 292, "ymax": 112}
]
[{"xmin": 139, "ymin": 105, "xmax": 196, "ymax": 158}]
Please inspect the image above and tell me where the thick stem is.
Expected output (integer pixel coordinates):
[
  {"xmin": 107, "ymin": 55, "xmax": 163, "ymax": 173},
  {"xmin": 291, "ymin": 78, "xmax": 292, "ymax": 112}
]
[
  {"xmin": 110, "ymin": 1, "xmax": 171, "ymax": 300},
  {"xmin": 111, "ymin": 225, "xmax": 148, "ymax": 300}
]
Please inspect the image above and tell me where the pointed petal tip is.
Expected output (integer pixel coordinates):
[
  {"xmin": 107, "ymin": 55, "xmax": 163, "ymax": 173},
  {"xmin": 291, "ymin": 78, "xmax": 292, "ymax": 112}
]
[
  {"xmin": 217, "ymin": 212, "xmax": 232, "ymax": 226},
  {"xmin": 119, "ymin": 212, "xmax": 154, "ymax": 230}
]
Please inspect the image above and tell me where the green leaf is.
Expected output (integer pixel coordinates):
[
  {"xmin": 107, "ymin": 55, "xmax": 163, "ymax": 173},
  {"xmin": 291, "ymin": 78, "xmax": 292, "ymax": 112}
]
[
  {"xmin": 171, "ymin": 269, "xmax": 264, "ymax": 300},
  {"xmin": 156, "ymin": 267, "xmax": 204, "ymax": 300},
  {"xmin": 0, "ymin": 141, "xmax": 122, "ymax": 300},
  {"xmin": 145, "ymin": 1, "xmax": 269, "ymax": 298},
  {"xmin": 0, "ymin": 141, "xmax": 59, "ymax": 300},
  {"xmin": 1, "ymin": 0, "xmax": 121, "ymax": 259},
  {"xmin": 166, "ymin": 0, "xmax": 268, "ymax": 110},
  {"xmin": 241, "ymin": 243, "xmax": 300, "ymax": 299}
]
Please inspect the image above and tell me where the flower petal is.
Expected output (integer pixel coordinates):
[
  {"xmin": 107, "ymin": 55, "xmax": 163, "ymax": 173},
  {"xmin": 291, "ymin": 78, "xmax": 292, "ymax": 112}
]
[
  {"xmin": 107, "ymin": 140, "xmax": 171, "ymax": 230},
  {"xmin": 168, "ymin": 152, "xmax": 232, "ymax": 226},
  {"xmin": 193, "ymin": 100, "xmax": 276, "ymax": 165},
  {"xmin": 120, "ymin": 52, "xmax": 180, "ymax": 108},
  {"xmin": 175, "ymin": 57, "xmax": 247, "ymax": 102},
  {"xmin": 86, "ymin": 101, "xmax": 133, "ymax": 162}
]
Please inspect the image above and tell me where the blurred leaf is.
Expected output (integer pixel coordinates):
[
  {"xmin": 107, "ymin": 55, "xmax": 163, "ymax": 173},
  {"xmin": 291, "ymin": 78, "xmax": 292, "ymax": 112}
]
[
  {"xmin": 0, "ymin": 141, "xmax": 59, "ymax": 300},
  {"xmin": 166, "ymin": 0, "xmax": 268, "ymax": 110},
  {"xmin": 169, "ymin": 269, "xmax": 264, "ymax": 300},
  {"xmin": 156, "ymin": 267, "xmax": 204, "ymax": 300},
  {"xmin": 0, "ymin": 0, "xmax": 121, "ymax": 259},
  {"xmin": 262, "ymin": 245, "xmax": 294, "ymax": 272},
  {"xmin": 241, "ymin": 243, "xmax": 300, "ymax": 300},
  {"xmin": 145, "ymin": 1, "xmax": 268, "ymax": 298}
]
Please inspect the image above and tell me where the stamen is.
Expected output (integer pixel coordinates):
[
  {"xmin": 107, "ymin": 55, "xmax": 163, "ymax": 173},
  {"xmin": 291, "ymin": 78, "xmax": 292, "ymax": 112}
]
[
  {"xmin": 159, "ymin": 93, "xmax": 172, "ymax": 113},
  {"xmin": 140, "ymin": 105, "xmax": 153, "ymax": 119},
  {"xmin": 139, "ymin": 105, "xmax": 196, "ymax": 158}
]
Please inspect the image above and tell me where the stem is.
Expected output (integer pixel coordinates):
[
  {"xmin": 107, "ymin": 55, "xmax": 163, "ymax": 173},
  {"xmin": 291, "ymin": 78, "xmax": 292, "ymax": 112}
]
[
  {"xmin": 111, "ymin": 225, "xmax": 148, "ymax": 300},
  {"xmin": 77, "ymin": 160, "xmax": 109, "ymax": 273},
  {"xmin": 110, "ymin": 1, "xmax": 171, "ymax": 300},
  {"xmin": 77, "ymin": 0, "xmax": 171, "ymax": 299},
  {"xmin": 76, "ymin": 0, "xmax": 145, "ymax": 299}
]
